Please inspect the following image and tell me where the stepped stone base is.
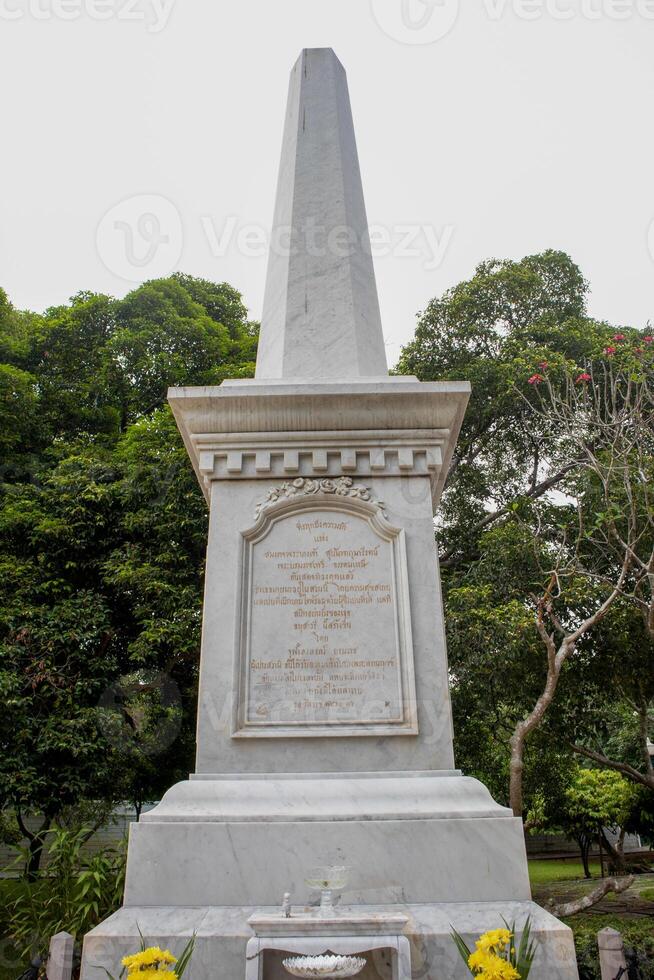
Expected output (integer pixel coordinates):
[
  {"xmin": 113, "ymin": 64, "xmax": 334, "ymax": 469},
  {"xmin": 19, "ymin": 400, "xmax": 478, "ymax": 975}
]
[
  {"xmin": 121, "ymin": 772, "xmax": 531, "ymax": 907},
  {"xmin": 81, "ymin": 903, "xmax": 579, "ymax": 980}
]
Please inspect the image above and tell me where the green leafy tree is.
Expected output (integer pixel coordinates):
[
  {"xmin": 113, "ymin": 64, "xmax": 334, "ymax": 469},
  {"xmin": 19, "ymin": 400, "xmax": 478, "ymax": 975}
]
[
  {"xmin": 507, "ymin": 342, "xmax": 654, "ymax": 814},
  {"xmin": 32, "ymin": 292, "xmax": 121, "ymax": 441},
  {"xmin": 398, "ymin": 250, "xmax": 598, "ymax": 568},
  {"xmin": 0, "ymin": 275, "xmax": 258, "ymax": 875},
  {"xmin": 446, "ymin": 520, "xmax": 579, "ymax": 817},
  {"xmin": 553, "ymin": 768, "xmax": 639, "ymax": 877},
  {"xmin": 399, "ymin": 251, "xmax": 653, "ymax": 830},
  {"xmin": 0, "ymin": 450, "xmax": 125, "ymax": 876},
  {"xmin": 110, "ymin": 278, "xmax": 243, "ymax": 423},
  {"xmin": 0, "ymin": 364, "xmax": 40, "ymax": 464}
]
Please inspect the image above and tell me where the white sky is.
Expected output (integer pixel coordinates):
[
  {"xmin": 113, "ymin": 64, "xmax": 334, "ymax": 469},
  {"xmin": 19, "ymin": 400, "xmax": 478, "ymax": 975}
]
[{"xmin": 1, "ymin": 0, "xmax": 653, "ymax": 365}]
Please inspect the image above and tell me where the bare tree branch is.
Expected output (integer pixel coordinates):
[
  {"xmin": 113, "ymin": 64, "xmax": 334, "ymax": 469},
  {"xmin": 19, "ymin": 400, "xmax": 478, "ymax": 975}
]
[
  {"xmin": 569, "ymin": 743, "xmax": 654, "ymax": 791},
  {"xmin": 548, "ymin": 876, "xmax": 634, "ymax": 918}
]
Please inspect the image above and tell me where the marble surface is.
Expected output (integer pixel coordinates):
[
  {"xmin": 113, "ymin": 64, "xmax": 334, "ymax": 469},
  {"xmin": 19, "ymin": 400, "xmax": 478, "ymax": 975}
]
[
  {"xmin": 81, "ymin": 903, "xmax": 579, "ymax": 980},
  {"xmin": 279, "ymin": 954, "xmax": 369, "ymax": 979},
  {"xmin": 232, "ymin": 495, "xmax": 418, "ymax": 738},
  {"xmin": 248, "ymin": 910, "xmax": 409, "ymax": 938},
  {"xmin": 167, "ymin": 379, "xmax": 471, "ymax": 509},
  {"xmin": 141, "ymin": 772, "xmax": 513, "ymax": 822},
  {"xmin": 256, "ymin": 49, "xmax": 388, "ymax": 380},
  {"xmin": 123, "ymin": 810, "xmax": 531, "ymax": 907},
  {"xmin": 193, "ymin": 474, "xmax": 456, "ymax": 774},
  {"xmin": 48, "ymin": 932, "xmax": 74, "ymax": 980}
]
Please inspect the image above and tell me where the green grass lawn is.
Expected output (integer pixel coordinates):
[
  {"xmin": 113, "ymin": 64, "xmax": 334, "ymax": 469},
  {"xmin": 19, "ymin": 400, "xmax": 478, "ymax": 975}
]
[
  {"xmin": 527, "ymin": 862, "xmax": 654, "ymax": 978},
  {"xmin": 528, "ymin": 858, "xmax": 601, "ymax": 886}
]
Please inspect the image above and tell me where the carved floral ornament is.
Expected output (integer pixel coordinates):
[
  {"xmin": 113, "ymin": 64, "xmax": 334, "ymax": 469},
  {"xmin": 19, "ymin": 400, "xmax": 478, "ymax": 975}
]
[{"xmin": 255, "ymin": 477, "xmax": 385, "ymax": 520}]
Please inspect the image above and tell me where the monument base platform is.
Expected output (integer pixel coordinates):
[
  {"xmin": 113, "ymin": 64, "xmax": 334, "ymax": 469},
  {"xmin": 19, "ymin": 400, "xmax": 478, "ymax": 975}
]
[
  {"xmin": 81, "ymin": 903, "xmax": 579, "ymax": 980},
  {"xmin": 121, "ymin": 772, "xmax": 533, "ymax": 907}
]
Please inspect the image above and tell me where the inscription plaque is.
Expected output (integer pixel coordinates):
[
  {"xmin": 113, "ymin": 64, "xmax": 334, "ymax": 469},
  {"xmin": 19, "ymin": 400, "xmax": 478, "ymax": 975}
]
[{"xmin": 233, "ymin": 490, "xmax": 417, "ymax": 737}]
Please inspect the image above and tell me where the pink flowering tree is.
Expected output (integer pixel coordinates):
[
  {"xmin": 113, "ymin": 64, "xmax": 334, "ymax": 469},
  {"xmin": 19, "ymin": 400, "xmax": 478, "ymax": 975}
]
[{"xmin": 507, "ymin": 333, "xmax": 654, "ymax": 819}]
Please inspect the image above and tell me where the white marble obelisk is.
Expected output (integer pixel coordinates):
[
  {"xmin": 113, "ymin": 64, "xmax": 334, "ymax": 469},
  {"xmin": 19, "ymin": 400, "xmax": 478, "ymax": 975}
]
[
  {"xmin": 257, "ymin": 49, "xmax": 387, "ymax": 380},
  {"xmin": 81, "ymin": 50, "xmax": 580, "ymax": 980}
]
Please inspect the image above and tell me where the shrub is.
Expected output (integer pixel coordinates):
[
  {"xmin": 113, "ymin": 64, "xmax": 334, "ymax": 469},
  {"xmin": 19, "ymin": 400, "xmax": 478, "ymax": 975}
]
[{"xmin": 6, "ymin": 827, "xmax": 126, "ymax": 959}]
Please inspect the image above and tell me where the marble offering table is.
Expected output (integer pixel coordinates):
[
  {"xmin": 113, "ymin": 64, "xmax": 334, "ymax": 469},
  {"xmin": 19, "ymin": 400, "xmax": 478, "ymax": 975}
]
[{"xmin": 245, "ymin": 910, "xmax": 412, "ymax": 980}]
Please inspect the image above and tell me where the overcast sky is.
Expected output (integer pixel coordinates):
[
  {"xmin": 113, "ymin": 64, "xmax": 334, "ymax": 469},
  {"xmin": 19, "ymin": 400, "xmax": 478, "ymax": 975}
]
[{"xmin": 1, "ymin": 0, "xmax": 653, "ymax": 364}]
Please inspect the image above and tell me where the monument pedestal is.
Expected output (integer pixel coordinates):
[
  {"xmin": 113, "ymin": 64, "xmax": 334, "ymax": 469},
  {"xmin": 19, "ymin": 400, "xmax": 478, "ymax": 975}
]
[
  {"xmin": 80, "ymin": 380, "xmax": 580, "ymax": 980},
  {"xmin": 81, "ymin": 769, "xmax": 579, "ymax": 978},
  {"xmin": 83, "ymin": 903, "xmax": 578, "ymax": 980},
  {"xmin": 121, "ymin": 772, "xmax": 531, "ymax": 907}
]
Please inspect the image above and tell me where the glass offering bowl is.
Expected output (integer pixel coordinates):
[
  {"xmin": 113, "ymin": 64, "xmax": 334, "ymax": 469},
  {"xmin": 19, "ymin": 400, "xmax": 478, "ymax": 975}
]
[{"xmin": 304, "ymin": 866, "xmax": 350, "ymax": 916}]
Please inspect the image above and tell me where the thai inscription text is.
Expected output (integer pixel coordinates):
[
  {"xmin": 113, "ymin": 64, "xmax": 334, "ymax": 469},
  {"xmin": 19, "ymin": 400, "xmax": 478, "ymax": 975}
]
[{"xmin": 245, "ymin": 510, "xmax": 403, "ymax": 725}]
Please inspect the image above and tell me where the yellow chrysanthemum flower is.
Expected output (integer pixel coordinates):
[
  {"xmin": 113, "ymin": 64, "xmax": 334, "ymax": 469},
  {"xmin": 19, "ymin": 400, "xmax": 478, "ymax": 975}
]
[
  {"xmin": 476, "ymin": 928, "xmax": 512, "ymax": 953},
  {"xmin": 122, "ymin": 948, "xmax": 178, "ymax": 973},
  {"xmin": 129, "ymin": 970, "xmax": 177, "ymax": 980},
  {"xmin": 468, "ymin": 948, "xmax": 496, "ymax": 973},
  {"xmin": 476, "ymin": 956, "xmax": 520, "ymax": 980}
]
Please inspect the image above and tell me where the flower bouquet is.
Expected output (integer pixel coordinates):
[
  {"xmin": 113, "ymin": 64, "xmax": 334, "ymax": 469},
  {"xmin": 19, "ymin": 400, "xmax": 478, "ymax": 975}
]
[
  {"xmin": 98, "ymin": 931, "xmax": 195, "ymax": 980},
  {"xmin": 451, "ymin": 919, "xmax": 536, "ymax": 980}
]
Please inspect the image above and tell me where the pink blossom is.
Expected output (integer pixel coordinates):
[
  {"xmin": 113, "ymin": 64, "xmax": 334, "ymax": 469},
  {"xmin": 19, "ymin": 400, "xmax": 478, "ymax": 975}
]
[
  {"xmin": 613, "ymin": 333, "xmax": 625, "ymax": 342},
  {"xmin": 575, "ymin": 373, "xmax": 592, "ymax": 383},
  {"xmin": 604, "ymin": 346, "xmax": 617, "ymax": 356},
  {"xmin": 643, "ymin": 336, "xmax": 653, "ymax": 344},
  {"xmin": 528, "ymin": 373, "xmax": 545, "ymax": 385}
]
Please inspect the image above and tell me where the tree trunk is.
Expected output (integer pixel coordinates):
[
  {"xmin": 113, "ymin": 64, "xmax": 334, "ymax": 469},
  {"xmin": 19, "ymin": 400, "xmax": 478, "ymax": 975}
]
[
  {"xmin": 16, "ymin": 812, "xmax": 52, "ymax": 881},
  {"xmin": 577, "ymin": 835, "xmax": 591, "ymax": 879},
  {"xmin": 26, "ymin": 833, "xmax": 46, "ymax": 880},
  {"xmin": 508, "ymin": 558, "xmax": 631, "ymax": 817},
  {"xmin": 509, "ymin": 726, "xmax": 526, "ymax": 819},
  {"xmin": 508, "ymin": 641, "xmax": 569, "ymax": 817},
  {"xmin": 601, "ymin": 828, "xmax": 628, "ymax": 875}
]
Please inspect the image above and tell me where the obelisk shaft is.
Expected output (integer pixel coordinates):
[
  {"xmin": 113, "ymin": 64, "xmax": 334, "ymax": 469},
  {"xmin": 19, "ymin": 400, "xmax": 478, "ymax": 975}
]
[{"xmin": 256, "ymin": 48, "xmax": 388, "ymax": 380}]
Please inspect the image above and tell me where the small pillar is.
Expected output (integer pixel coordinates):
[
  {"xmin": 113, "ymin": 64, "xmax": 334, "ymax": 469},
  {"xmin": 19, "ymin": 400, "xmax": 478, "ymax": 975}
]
[
  {"xmin": 597, "ymin": 927, "xmax": 627, "ymax": 980},
  {"xmin": 48, "ymin": 931, "xmax": 74, "ymax": 980}
]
